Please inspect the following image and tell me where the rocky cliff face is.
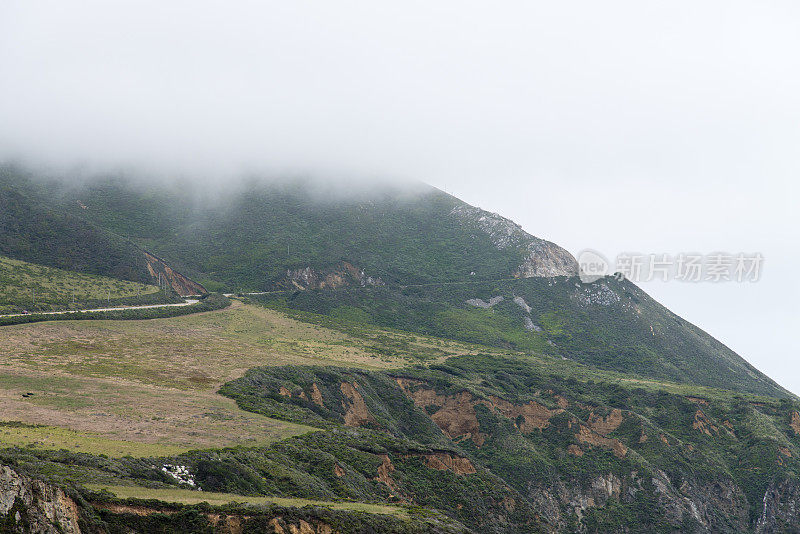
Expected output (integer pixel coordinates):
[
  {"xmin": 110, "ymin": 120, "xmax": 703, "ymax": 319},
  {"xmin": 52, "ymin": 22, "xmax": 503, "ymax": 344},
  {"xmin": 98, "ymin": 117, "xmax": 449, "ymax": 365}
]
[
  {"xmin": 274, "ymin": 262, "xmax": 384, "ymax": 291},
  {"xmin": 143, "ymin": 251, "xmax": 207, "ymax": 296},
  {"xmin": 513, "ymin": 239, "xmax": 580, "ymax": 278},
  {"xmin": 450, "ymin": 205, "xmax": 578, "ymax": 278},
  {"xmin": 220, "ymin": 363, "xmax": 800, "ymax": 533},
  {"xmin": 0, "ymin": 464, "xmax": 461, "ymax": 534},
  {"xmin": 0, "ymin": 465, "xmax": 81, "ymax": 534},
  {"xmin": 755, "ymin": 478, "xmax": 800, "ymax": 533}
]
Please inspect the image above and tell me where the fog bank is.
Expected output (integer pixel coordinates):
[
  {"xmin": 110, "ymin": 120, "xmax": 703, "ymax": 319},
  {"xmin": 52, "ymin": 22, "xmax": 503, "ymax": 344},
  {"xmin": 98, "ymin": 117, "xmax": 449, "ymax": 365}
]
[{"xmin": 1, "ymin": 1, "xmax": 798, "ymax": 392}]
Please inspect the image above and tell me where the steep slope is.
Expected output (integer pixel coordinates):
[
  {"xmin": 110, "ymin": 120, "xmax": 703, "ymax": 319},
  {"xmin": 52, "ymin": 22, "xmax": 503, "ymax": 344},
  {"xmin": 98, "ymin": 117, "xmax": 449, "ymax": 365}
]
[
  {"xmin": 0, "ymin": 175, "xmax": 151, "ymax": 284},
  {"xmin": 214, "ymin": 358, "xmax": 800, "ymax": 533},
  {"xmin": 3, "ymin": 167, "xmax": 786, "ymax": 396},
  {"xmin": 47, "ymin": 175, "xmax": 577, "ymax": 291},
  {"xmin": 253, "ymin": 275, "xmax": 788, "ymax": 398},
  {"xmin": 0, "ymin": 168, "xmax": 206, "ymax": 296}
]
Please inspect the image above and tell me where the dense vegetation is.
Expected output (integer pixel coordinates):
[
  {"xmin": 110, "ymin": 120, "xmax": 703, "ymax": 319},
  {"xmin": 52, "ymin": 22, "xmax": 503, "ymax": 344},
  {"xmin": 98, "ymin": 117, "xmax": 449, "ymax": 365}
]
[
  {"xmin": 0, "ymin": 167, "xmax": 782, "ymax": 396},
  {"xmin": 250, "ymin": 275, "xmax": 786, "ymax": 398},
  {"xmin": 0, "ymin": 168, "xmax": 154, "ymax": 284},
  {"xmin": 1, "ymin": 165, "xmax": 798, "ymax": 531},
  {"xmin": 216, "ymin": 358, "xmax": 800, "ymax": 530},
  {"xmin": 6, "ymin": 350, "xmax": 800, "ymax": 532},
  {"xmin": 58, "ymin": 177, "xmax": 532, "ymax": 289},
  {"xmin": 0, "ymin": 168, "xmax": 550, "ymax": 291}
]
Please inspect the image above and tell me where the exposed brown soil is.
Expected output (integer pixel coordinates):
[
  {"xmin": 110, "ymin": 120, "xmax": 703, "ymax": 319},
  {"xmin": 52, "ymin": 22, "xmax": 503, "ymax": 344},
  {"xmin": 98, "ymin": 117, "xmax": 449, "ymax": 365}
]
[
  {"xmin": 487, "ymin": 395, "xmax": 563, "ymax": 432},
  {"xmin": 692, "ymin": 409, "xmax": 719, "ymax": 436},
  {"xmin": 431, "ymin": 391, "xmax": 487, "ymax": 446},
  {"xmin": 567, "ymin": 444, "xmax": 584, "ymax": 456},
  {"xmin": 416, "ymin": 452, "xmax": 476, "ymax": 475},
  {"xmin": 397, "ymin": 380, "xmax": 567, "ymax": 446},
  {"xmin": 790, "ymin": 411, "xmax": 800, "ymax": 436},
  {"xmin": 576, "ymin": 424, "xmax": 628, "ymax": 458},
  {"xmin": 587, "ymin": 408, "xmax": 623, "ymax": 436},
  {"xmin": 143, "ymin": 251, "xmax": 206, "ymax": 296},
  {"xmin": 722, "ymin": 420, "xmax": 734, "ymax": 431},
  {"xmin": 396, "ymin": 380, "xmax": 487, "ymax": 445},
  {"xmin": 270, "ymin": 518, "xmax": 334, "ymax": 534},
  {"xmin": 207, "ymin": 514, "xmax": 246, "ymax": 534},
  {"xmin": 375, "ymin": 454, "xmax": 403, "ymax": 499},
  {"xmin": 310, "ymin": 383, "xmax": 324, "ymax": 406},
  {"xmin": 686, "ymin": 396, "xmax": 710, "ymax": 405},
  {"xmin": 334, "ymin": 463, "xmax": 345, "ymax": 477},
  {"xmin": 340, "ymin": 382, "xmax": 374, "ymax": 427}
]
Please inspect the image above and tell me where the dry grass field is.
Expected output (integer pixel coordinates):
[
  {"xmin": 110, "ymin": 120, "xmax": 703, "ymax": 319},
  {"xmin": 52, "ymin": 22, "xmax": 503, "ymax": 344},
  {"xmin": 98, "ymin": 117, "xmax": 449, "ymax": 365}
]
[
  {"xmin": 86, "ymin": 484, "xmax": 406, "ymax": 516},
  {"xmin": 0, "ymin": 301, "xmax": 492, "ymax": 455}
]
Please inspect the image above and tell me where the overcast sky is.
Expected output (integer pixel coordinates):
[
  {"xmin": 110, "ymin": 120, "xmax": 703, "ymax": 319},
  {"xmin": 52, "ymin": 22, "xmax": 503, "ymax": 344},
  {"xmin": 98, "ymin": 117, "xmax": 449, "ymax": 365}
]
[{"xmin": 1, "ymin": 1, "xmax": 798, "ymax": 393}]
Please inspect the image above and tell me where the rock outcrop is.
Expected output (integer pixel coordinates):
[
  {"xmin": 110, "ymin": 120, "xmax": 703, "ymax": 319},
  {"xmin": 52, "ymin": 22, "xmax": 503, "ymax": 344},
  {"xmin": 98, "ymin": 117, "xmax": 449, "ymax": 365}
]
[
  {"xmin": 756, "ymin": 478, "xmax": 800, "ymax": 533},
  {"xmin": 340, "ymin": 381, "xmax": 375, "ymax": 427},
  {"xmin": 275, "ymin": 262, "xmax": 384, "ymax": 291},
  {"xmin": 449, "ymin": 205, "xmax": 577, "ymax": 278},
  {"xmin": 143, "ymin": 251, "xmax": 207, "ymax": 296},
  {"xmin": 0, "ymin": 464, "xmax": 81, "ymax": 534}
]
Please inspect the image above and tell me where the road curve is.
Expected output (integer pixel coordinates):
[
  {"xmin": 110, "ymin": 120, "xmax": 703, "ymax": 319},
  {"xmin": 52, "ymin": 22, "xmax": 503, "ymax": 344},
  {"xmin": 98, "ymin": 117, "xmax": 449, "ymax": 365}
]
[{"xmin": 0, "ymin": 299, "xmax": 200, "ymax": 319}]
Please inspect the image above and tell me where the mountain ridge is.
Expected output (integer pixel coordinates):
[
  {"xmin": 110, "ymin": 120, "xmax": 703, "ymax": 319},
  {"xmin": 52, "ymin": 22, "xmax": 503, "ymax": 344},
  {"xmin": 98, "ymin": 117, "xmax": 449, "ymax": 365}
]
[
  {"xmin": 0, "ymin": 166, "xmax": 788, "ymax": 398},
  {"xmin": 1, "ymin": 172, "xmax": 799, "ymax": 531}
]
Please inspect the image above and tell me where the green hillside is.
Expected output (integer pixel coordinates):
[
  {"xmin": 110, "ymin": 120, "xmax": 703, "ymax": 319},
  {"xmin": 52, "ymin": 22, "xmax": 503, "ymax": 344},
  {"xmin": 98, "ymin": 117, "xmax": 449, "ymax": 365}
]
[
  {"xmin": 0, "ymin": 168, "xmax": 153, "ymax": 284},
  {"xmin": 2, "ymin": 168, "xmax": 799, "ymax": 531},
  {"xmin": 0, "ymin": 168, "xmax": 786, "ymax": 397},
  {"xmin": 215, "ymin": 356, "xmax": 800, "ymax": 532},
  {"xmin": 47, "ymin": 175, "xmax": 575, "ymax": 291},
  {"xmin": 0, "ymin": 255, "xmax": 160, "ymax": 313},
  {"xmin": 251, "ymin": 275, "xmax": 786, "ymax": 398},
  {"xmin": 3, "ymin": 302, "xmax": 799, "ymax": 533}
]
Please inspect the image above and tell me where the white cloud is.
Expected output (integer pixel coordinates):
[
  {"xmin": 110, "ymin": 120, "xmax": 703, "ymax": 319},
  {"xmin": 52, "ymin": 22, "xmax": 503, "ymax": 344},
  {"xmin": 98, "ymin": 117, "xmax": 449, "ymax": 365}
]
[{"xmin": 1, "ymin": 0, "xmax": 798, "ymax": 391}]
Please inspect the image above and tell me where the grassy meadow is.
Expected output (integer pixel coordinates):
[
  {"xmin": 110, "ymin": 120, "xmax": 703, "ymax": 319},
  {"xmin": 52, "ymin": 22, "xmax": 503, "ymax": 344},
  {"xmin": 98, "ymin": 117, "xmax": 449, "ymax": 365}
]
[
  {"xmin": 87, "ymin": 484, "xmax": 407, "ymax": 516},
  {"xmin": 0, "ymin": 300, "xmax": 498, "ymax": 454},
  {"xmin": 0, "ymin": 255, "xmax": 160, "ymax": 313}
]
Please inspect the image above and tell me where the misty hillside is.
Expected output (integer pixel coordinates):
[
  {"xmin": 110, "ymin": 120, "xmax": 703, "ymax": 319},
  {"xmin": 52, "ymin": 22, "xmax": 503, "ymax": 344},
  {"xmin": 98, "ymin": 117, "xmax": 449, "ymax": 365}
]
[
  {"xmin": 3, "ymin": 166, "xmax": 800, "ymax": 533},
  {"xmin": 0, "ymin": 172, "xmax": 153, "ymax": 284},
  {"xmin": 0, "ymin": 167, "xmax": 787, "ymax": 398},
  {"xmin": 0, "ymin": 167, "xmax": 206, "ymax": 296},
  {"xmin": 44, "ymin": 174, "xmax": 577, "ymax": 291}
]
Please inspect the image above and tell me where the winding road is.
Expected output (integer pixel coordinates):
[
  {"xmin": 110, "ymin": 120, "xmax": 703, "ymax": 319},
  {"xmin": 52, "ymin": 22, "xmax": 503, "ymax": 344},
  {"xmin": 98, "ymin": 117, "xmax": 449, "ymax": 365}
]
[{"xmin": 0, "ymin": 299, "xmax": 200, "ymax": 319}]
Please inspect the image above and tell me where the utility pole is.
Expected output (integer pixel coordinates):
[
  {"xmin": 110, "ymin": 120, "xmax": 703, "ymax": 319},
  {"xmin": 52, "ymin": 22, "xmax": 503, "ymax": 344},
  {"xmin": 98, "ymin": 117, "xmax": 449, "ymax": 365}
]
[{"xmin": 31, "ymin": 289, "xmax": 35, "ymax": 308}]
